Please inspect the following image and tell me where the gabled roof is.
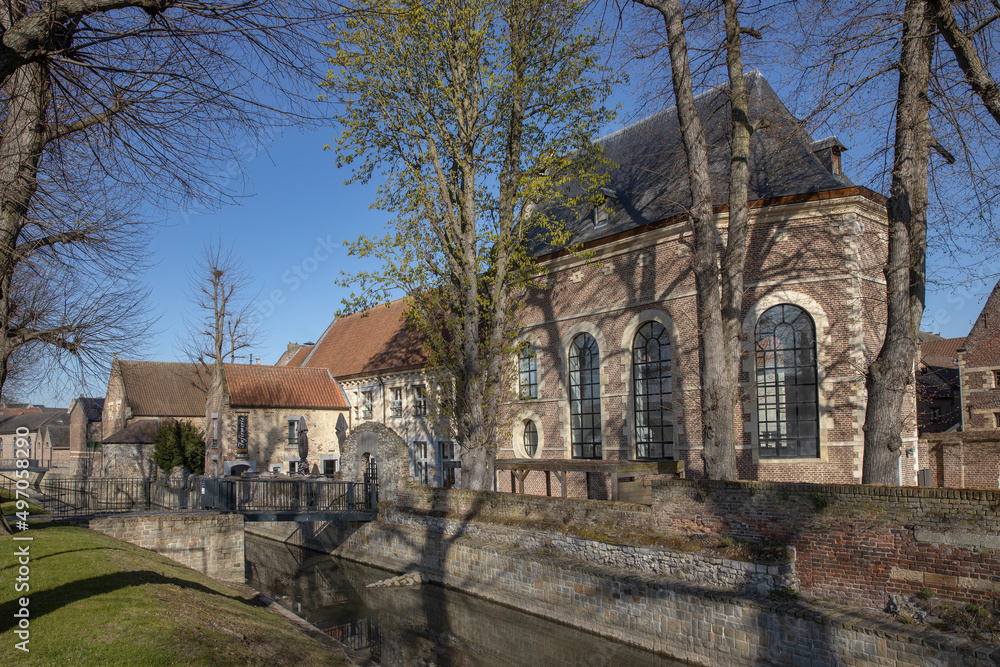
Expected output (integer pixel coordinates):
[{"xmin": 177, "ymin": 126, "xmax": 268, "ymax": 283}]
[
  {"xmin": 71, "ymin": 396, "xmax": 105, "ymax": 422},
  {"xmin": 102, "ymin": 419, "xmax": 169, "ymax": 445},
  {"xmin": 223, "ymin": 364, "xmax": 349, "ymax": 409},
  {"xmin": 283, "ymin": 344, "xmax": 314, "ymax": 368},
  {"xmin": 0, "ymin": 409, "xmax": 66, "ymax": 434},
  {"xmin": 920, "ymin": 337, "xmax": 965, "ymax": 370},
  {"xmin": 117, "ymin": 360, "xmax": 211, "ymax": 417},
  {"xmin": 536, "ymin": 71, "xmax": 865, "ymax": 254},
  {"xmin": 960, "ymin": 278, "xmax": 1000, "ymax": 367},
  {"xmin": 301, "ymin": 299, "xmax": 427, "ymax": 378},
  {"xmin": 43, "ymin": 424, "xmax": 70, "ymax": 448}
]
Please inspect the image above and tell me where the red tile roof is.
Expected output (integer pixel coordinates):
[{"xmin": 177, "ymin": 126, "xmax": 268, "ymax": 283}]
[
  {"xmin": 302, "ymin": 299, "xmax": 427, "ymax": 378},
  {"xmin": 284, "ymin": 345, "xmax": 314, "ymax": 368},
  {"xmin": 224, "ymin": 364, "xmax": 349, "ymax": 409},
  {"xmin": 920, "ymin": 337, "xmax": 965, "ymax": 369},
  {"xmin": 118, "ymin": 360, "xmax": 211, "ymax": 417}
]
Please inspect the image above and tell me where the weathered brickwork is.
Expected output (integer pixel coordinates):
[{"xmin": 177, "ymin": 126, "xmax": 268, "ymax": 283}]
[
  {"xmin": 87, "ymin": 512, "xmax": 245, "ymax": 582},
  {"xmin": 505, "ymin": 193, "xmax": 919, "ymax": 485},
  {"xmin": 918, "ymin": 432, "xmax": 1000, "ymax": 489},
  {"xmin": 648, "ymin": 480, "xmax": 1000, "ymax": 608},
  {"xmin": 398, "ymin": 482, "xmax": 1000, "ymax": 610},
  {"xmin": 957, "ymin": 279, "xmax": 1000, "ymax": 431},
  {"xmin": 337, "ymin": 493, "xmax": 999, "ymax": 665}
]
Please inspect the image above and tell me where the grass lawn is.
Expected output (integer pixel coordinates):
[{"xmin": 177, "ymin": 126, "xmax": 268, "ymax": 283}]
[
  {"xmin": 0, "ymin": 487, "xmax": 47, "ymax": 516},
  {"xmin": 0, "ymin": 522, "xmax": 347, "ymax": 665}
]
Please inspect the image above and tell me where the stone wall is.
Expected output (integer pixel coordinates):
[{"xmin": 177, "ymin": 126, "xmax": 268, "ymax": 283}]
[
  {"xmin": 99, "ymin": 443, "xmax": 156, "ymax": 478},
  {"xmin": 396, "ymin": 480, "xmax": 1000, "ymax": 609},
  {"xmin": 918, "ymin": 432, "xmax": 1000, "ymax": 489},
  {"xmin": 337, "ymin": 504, "xmax": 998, "ymax": 665},
  {"xmin": 87, "ymin": 512, "xmax": 245, "ymax": 582},
  {"xmin": 340, "ymin": 421, "xmax": 409, "ymax": 502}
]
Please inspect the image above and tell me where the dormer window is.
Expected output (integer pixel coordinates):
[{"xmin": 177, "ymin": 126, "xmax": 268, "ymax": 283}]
[
  {"xmin": 593, "ymin": 188, "xmax": 616, "ymax": 229},
  {"xmin": 594, "ymin": 205, "xmax": 609, "ymax": 228}
]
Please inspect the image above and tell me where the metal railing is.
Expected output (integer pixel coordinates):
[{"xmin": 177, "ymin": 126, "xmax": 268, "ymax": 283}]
[
  {"xmin": 0, "ymin": 458, "xmax": 42, "ymax": 470},
  {"xmin": 0, "ymin": 460, "xmax": 378, "ymax": 521},
  {"xmin": 35, "ymin": 477, "xmax": 153, "ymax": 516}
]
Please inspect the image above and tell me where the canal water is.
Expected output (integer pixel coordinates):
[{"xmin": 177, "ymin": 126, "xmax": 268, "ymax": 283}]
[{"xmin": 245, "ymin": 532, "xmax": 686, "ymax": 666}]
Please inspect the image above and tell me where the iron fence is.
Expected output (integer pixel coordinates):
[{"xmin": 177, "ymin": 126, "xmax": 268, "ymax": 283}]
[
  {"xmin": 30, "ymin": 477, "xmax": 153, "ymax": 516},
  {"xmin": 0, "ymin": 462, "xmax": 378, "ymax": 520}
]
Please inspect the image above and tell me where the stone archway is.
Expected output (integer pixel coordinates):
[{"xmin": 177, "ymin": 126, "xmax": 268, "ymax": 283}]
[{"xmin": 341, "ymin": 422, "xmax": 408, "ymax": 502}]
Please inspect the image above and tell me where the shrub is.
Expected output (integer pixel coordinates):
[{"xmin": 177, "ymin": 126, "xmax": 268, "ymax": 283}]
[
  {"xmin": 918, "ymin": 588, "xmax": 935, "ymax": 600},
  {"xmin": 152, "ymin": 421, "xmax": 206, "ymax": 475}
]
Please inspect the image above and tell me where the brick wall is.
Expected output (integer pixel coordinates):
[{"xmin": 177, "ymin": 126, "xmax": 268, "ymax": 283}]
[
  {"xmin": 504, "ymin": 194, "xmax": 915, "ymax": 485},
  {"xmin": 87, "ymin": 512, "xmax": 245, "ymax": 582},
  {"xmin": 338, "ymin": 493, "xmax": 999, "ymax": 665},
  {"xmin": 398, "ymin": 481, "xmax": 1000, "ymax": 609},
  {"xmin": 918, "ymin": 432, "xmax": 1000, "ymax": 489}
]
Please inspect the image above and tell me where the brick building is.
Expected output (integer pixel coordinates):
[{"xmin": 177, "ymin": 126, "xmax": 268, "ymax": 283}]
[
  {"xmin": 204, "ymin": 363, "xmax": 350, "ymax": 476},
  {"xmin": 916, "ymin": 335, "xmax": 962, "ymax": 434},
  {"xmin": 0, "ymin": 409, "xmax": 65, "ymax": 464},
  {"xmin": 956, "ymin": 278, "xmax": 1000, "ymax": 431},
  {"xmin": 68, "ymin": 396, "xmax": 104, "ymax": 476},
  {"xmin": 282, "ymin": 73, "xmax": 913, "ymax": 488}
]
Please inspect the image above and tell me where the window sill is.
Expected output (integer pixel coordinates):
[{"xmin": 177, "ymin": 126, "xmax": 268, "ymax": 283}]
[{"xmin": 758, "ymin": 456, "xmax": 823, "ymax": 463}]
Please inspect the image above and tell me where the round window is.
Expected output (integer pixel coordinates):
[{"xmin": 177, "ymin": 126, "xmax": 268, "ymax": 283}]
[{"xmin": 523, "ymin": 420, "xmax": 538, "ymax": 457}]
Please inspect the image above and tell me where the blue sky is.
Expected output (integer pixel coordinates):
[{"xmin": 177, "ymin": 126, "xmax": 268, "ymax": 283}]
[{"xmin": 28, "ymin": 80, "xmax": 992, "ymax": 407}]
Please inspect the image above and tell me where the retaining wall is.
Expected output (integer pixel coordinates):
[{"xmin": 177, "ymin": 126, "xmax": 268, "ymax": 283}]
[
  {"xmin": 86, "ymin": 512, "xmax": 245, "ymax": 582},
  {"xmin": 337, "ymin": 508, "xmax": 1000, "ymax": 666},
  {"xmin": 395, "ymin": 479, "xmax": 1000, "ymax": 608}
]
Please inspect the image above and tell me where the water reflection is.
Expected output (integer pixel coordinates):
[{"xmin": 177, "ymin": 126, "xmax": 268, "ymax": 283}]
[{"xmin": 245, "ymin": 533, "xmax": 685, "ymax": 666}]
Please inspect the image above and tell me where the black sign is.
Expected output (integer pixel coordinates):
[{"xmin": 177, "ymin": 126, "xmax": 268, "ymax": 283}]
[{"xmin": 236, "ymin": 415, "xmax": 248, "ymax": 452}]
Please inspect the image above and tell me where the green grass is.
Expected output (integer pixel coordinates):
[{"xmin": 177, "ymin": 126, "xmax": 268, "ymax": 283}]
[
  {"xmin": 0, "ymin": 488, "xmax": 48, "ymax": 516},
  {"xmin": 0, "ymin": 522, "xmax": 346, "ymax": 665}
]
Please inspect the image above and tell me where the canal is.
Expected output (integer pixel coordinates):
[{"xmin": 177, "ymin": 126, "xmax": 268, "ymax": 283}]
[{"xmin": 245, "ymin": 532, "xmax": 687, "ymax": 666}]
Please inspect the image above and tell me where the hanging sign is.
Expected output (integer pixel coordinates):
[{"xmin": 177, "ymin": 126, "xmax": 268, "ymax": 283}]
[{"xmin": 236, "ymin": 415, "xmax": 249, "ymax": 452}]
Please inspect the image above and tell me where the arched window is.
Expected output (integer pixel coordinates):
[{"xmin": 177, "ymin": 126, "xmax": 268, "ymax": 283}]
[
  {"xmin": 633, "ymin": 322, "xmax": 673, "ymax": 459},
  {"xmin": 569, "ymin": 333, "xmax": 601, "ymax": 459},
  {"xmin": 523, "ymin": 420, "xmax": 538, "ymax": 457},
  {"xmin": 755, "ymin": 304, "xmax": 819, "ymax": 458},
  {"xmin": 519, "ymin": 345, "xmax": 537, "ymax": 399}
]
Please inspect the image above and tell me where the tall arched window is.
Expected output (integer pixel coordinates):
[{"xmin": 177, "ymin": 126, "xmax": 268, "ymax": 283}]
[
  {"xmin": 633, "ymin": 322, "xmax": 673, "ymax": 459},
  {"xmin": 755, "ymin": 304, "xmax": 819, "ymax": 458},
  {"xmin": 569, "ymin": 333, "xmax": 601, "ymax": 459}
]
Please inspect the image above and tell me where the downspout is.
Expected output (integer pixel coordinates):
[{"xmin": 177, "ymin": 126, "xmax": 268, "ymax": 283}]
[
  {"xmin": 957, "ymin": 347, "xmax": 967, "ymax": 431},
  {"xmin": 377, "ymin": 373, "xmax": 386, "ymax": 423}
]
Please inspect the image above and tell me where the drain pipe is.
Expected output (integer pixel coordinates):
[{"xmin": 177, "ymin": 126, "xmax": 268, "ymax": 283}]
[
  {"xmin": 377, "ymin": 373, "xmax": 386, "ymax": 423},
  {"xmin": 957, "ymin": 346, "xmax": 967, "ymax": 431}
]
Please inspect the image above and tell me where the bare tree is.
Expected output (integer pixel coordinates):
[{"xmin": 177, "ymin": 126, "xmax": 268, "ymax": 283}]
[
  {"xmin": 0, "ymin": 0, "xmax": 332, "ymax": 396},
  {"xmin": 180, "ymin": 241, "xmax": 261, "ymax": 375},
  {"xmin": 771, "ymin": 0, "xmax": 1000, "ymax": 482},
  {"xmin": 628, "ymin": 0, "xmax": 767, "ymax": 479}
]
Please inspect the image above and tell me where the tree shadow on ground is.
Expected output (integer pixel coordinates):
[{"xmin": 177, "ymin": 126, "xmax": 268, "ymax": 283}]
[{"xmin": 0, "ymin": 569, "xmax": 250, "ymax": 635}]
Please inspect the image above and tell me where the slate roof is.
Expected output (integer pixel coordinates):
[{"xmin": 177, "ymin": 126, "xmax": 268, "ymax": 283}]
[
  {"xmin": 535, "ymin": 71, "xmax": 862, "ymax": 254},
  {"xmin": 43, "ymin": 424, "xmax": 70, "ymax": 448},
  {"xmin": 102, "ymin": 419, "xmax": 169, "ymax": 445},
  {"xmin": 223, "ymin": 364, "xmax": 349, "ymax": 409},
  {"xmin": 117, "ymin": 360, "xmax": 211, "ymax": 417},
  {"xmin": 920, "ymin": 337, "xmax": 965, "ymax": 370},
  {"xmin": 0, "ymin": 409, "xmax": 66, "ymax": 434},
  {"xmin": 73, "ymin": 397, "xmax": 105, "ymax": 422},
  {"xmin": 301, "ymin": 299, "xmax": 427, "ymax": 379}
]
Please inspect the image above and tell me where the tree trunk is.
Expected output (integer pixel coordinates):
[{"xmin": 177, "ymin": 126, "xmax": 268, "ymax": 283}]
[
  {"xmin": 636, "ymin": 0, "xmax": 737, "ymax": 479},
  {"xmin": 862, "ymin": 0, "xmax": 933, "ymax": 485}
]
